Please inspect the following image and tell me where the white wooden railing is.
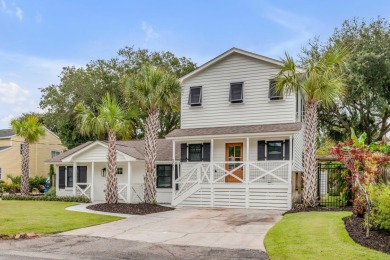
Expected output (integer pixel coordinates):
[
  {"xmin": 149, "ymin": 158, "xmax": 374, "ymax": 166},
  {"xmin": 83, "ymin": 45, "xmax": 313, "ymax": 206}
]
[
  {"xmin": 75, "ymin": 183, "xmax": 92, "ymax": 198},
  {"xmin": 173, "ymin": 161, "xmax": 290, "ymax": 205},
  {"xmin": 118, "ymin": 183, "xmax": 129, "ymax": 202}
]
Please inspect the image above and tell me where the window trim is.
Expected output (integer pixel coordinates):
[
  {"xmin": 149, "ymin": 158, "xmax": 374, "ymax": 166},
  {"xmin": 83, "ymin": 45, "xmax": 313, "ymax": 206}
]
[
  {"xmin": 156, "ymin": 165, "xmax": 172, "ymax": 189},
  {"xmin": 188, "ymin": 144, "xmax": 203, "ymax": 162},
  {"xmin": 229, "ymin": 82, "xmax": 244, "ymax": 103},
  {"xmin": 188, "ymin": 86, "xmax": 202, "ymax": 106},
  {"xmin": 51, "ymin": 150, "xmax": 60, "ymax": 158},
  {"xmin": 269, "ymin": 79, "xmax": 284, "ymax": 100},
  {"xmin": 266, "ymin": 141, "xmax": 284, "ymax": 160}
]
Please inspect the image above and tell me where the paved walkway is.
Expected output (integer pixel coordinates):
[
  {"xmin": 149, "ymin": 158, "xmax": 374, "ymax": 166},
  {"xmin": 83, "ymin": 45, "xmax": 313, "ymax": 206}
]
[{"xmin": 62, "ymin": 207, "xmax": 283, "ymax": 251}]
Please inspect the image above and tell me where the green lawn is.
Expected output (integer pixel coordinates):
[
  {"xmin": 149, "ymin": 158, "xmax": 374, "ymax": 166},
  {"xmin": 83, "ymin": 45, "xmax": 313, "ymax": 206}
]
[
  {"xmin": 264, "ymin": 211, "xmax": 390, "ymax": 260},
  {"xmin": 0, "ymin": 201, "xmax": 123, "ymax": 235}
]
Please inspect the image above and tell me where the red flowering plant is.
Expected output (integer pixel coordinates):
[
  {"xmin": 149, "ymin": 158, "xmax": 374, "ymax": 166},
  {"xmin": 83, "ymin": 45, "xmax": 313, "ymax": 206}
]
[{"xmin": 330, "ymin": 130, "xmax": 390, "ymax": 237}]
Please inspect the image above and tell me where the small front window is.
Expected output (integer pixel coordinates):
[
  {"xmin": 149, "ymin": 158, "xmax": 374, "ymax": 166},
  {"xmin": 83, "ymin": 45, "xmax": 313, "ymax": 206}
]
[
  {"xmin": 267, "ymin": 141, "xmax": 283, "ymax": 160},
  {"xmin": 156, "ymin": 165, "xmax": 172, "ymax": 188},
  {"xmin": 269, "ymin": 79, "xmax": 283, "ymax": 100},
  {"xmin": 189, "ymin": 86, "xmax": 202, "ymax": 106},
  {"xmin": 20, "ymin": 144, "xmax": 24, "ymax": 155},
  {"xmin": 188, "ymin": 144, "xmax": 202, "ymax": 161},
  {"xmin": 51, "ymin": 151, "xmax": 60, "ymax": 158},
  {"xmin": 229, "ymin": 82, "xmax": 243, "ymax": 103},
  {"xmin": 116, "ymin": 168, "xmax": 123, "ymax": 175}
]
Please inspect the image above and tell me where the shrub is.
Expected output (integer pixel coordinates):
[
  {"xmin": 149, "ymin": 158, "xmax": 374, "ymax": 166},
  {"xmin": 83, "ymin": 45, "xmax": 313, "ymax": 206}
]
[
  {"xmin": 370, "ymin": 184, "xmax": 390, "ymax": 230},
  {"xmin": 46, "ymin": 187, "xmax": 56, "ymax": 197},
  {"xmin": 2, "ymin": 194, "xmax": 91, "ymax": 203},
  {"xmin": 29, "ymin": 176, "xmax": 47, "ymax": 193}
]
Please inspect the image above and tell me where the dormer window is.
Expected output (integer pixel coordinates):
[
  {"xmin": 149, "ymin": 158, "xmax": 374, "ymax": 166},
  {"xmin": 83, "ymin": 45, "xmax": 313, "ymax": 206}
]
[
  {"xmin": 189, "ymin": 86, "xmax": 202, "ymax": 106},
  {"xmin": 229, "ymin": 82, "xmax": 243, "ymax": 103},
  {"xmin": 269, "ymin": 79, "xmax": 283, "ymax": 100}
]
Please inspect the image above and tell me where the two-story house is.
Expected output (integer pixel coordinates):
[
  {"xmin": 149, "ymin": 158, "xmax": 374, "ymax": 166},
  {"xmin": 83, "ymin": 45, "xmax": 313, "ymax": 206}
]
[
  {"xmin": 0, "ymin": 128, "xmax": 65, "ymax": 181},
  {"xmin": 49, "ymin": 48, "xmax": 305, "ymax": 210}
]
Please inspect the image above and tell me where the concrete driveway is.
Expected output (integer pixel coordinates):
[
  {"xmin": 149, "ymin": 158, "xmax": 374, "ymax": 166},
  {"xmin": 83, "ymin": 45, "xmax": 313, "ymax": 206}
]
[{"xmin": 62, "ymin": 207, "xmax": 283, "ymax": 251}]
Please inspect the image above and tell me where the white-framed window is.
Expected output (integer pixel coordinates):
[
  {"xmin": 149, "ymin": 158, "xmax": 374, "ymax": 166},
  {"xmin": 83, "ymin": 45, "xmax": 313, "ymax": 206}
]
[
  {"xmin": 269, "ymin": 79, "xmax": 283, "ymax": 100},
  {"xmin": 51, "ymin": 151, "xmax": 60, "ymax": 158},
  {"xmin": 229, "ymin": 82, "xmax": 244, "ymax": 103},
  {"xmin": 188, "ymin": 86, "xmax": 202, "ymax": 106},
  {"xmin": 116, "ymin": 168, "xmax": 123, "ymax": 175}
]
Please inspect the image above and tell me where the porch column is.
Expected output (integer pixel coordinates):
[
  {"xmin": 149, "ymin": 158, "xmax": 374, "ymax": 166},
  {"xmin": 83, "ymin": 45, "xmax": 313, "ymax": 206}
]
[
  {"xmin": 127, "ymin": 161, "xmax": 131, "ymax": 203},
  {"xmin": 171, "ymin": 140, "xmax": 176, "ymax": 205},
  {"xmin": 245, "ymin": 137, "xmax": 250, "ymax": 209},
  {"xmin": 91, "ymin": 162, "xmax": 94, "ymax": 202},
  {"xmin": 73, "ymin": 162, "xmax": 77, "ymax": 196},
  {"xmin": 55, "ymin": 164, "xmax": 59, "ymax": 191},
  {"xmin": 210, "ymin": 139, "xmax": 214, "ymax": 208},
  {"xmin": 288, "ymin": 135, "xmax": 293, "ymax": 210}
]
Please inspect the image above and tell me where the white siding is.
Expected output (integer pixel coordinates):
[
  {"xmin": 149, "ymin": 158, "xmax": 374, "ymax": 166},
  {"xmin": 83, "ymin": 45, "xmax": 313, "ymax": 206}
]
[
  {"xmin": 71, "ymin": 144, "xmax": 127, "ymax": 162},
  {"xmin": 181, "ymin": 53, "xmax": 296, "ymax": 129}
]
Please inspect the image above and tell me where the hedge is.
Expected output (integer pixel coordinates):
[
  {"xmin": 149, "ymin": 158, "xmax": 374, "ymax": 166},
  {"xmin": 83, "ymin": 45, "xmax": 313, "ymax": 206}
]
[{"xmin": 1, "ymin": 195, "xmax": 91, "ymax": 203}]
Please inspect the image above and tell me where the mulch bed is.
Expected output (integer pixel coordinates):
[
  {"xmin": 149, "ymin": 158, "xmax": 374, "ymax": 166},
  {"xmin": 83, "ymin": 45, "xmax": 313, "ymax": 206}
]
[
  {"xmin": 284, "ymin": 204, "xmax": 353, "ymax": 215},
  {"xmin": 87, "ymin": 203, "xmax": 174, "ymax": 215},
  {"xmin": 344, "ymin": 215, "xmax": 390, "ymax": 255}
]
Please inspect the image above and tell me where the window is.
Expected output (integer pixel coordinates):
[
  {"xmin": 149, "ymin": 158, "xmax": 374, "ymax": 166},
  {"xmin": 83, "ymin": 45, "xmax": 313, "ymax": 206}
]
[
  {"xmin": 156, "ymin": 165, "xmax": 172, "ymax": 188},
  {"xmin": 267, "ymin": 141, "xmax": 283, "ymax": 160},
  {"xmin": 0, "ymin": 168, "xmax": 2, "ymax": 180},
  {"xmin": 188, "ymin": 144, "xmax": 202, "ymax": 161},
  {"xmin": 51, "ymin": 151, "xmax": 60, "ymax": 158},
  {"xmin": 66, "ymin": 166, "xmax": 73, "ymax": 187},
  {"xmin": 269, "ymin": 79, "xmax": 283, "ymax": 100},
  {"xmin": 20, "ymin": 144, "xmax": 24, "ymax": 155},
  {"xmin": 188, "ymin": 86, "xmax": 202, "ymax": 106},
  {"xmin": 116, "ymin": 168, "xmax": 123, "ymax": 175},
  {"xmin": 229, "ymin": 82, "xmax": 243, "ymax": 103}
]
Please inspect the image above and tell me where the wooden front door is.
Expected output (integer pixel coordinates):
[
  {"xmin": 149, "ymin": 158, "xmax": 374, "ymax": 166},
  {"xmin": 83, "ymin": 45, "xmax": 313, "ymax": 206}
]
[{"xmin": 225, "ymin": 143, "xmax": 243, "ymax": 182}]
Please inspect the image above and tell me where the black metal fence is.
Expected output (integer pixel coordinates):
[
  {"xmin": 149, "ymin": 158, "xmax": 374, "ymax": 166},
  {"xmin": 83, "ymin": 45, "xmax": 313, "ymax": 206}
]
[{"xmin": 317, "ymin": 163, "xmax": 352, "ymax": 207}]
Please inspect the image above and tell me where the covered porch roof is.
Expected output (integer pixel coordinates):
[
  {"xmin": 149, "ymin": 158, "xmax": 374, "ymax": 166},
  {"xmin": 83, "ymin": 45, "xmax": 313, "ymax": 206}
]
[{"xmin": 165, "ymin": 122, "xmax": 303, "ymax": 140}]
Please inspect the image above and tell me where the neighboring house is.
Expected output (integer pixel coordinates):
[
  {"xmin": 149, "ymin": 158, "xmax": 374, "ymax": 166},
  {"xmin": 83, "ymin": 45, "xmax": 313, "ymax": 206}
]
[
  {"xmin": 0, "ymin": 128, "xmax": 65, "ymax": 181},
  {"xmin": 50, "ymin": 48, "xmax": 305, "ymax": 210}
]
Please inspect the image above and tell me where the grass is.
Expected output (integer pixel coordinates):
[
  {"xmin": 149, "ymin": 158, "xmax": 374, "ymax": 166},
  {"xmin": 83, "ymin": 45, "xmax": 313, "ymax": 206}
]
[
  {"xmin": 0, "ymin": 200, "xmax": 123, "ymax": 235},
  {"xmin": 264, "ymin": 212, "xmax": 390, "ymax": 260}
]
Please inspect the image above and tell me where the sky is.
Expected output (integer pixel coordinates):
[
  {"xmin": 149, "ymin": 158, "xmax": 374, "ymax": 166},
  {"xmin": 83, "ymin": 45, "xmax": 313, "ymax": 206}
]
[{"xmin": 0, "ymin": 0, "xmax": 389, "ymax": 128}]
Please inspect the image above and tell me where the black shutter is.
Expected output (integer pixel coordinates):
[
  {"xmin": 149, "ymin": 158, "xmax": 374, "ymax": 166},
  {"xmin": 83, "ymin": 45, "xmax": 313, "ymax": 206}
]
[
  {"xmin": 284, "ymin": 140, "xmax": 290, "ymax": 160},
  {"xmin": 258, "ymin": 141, "xmax": 266, "ymax": 160},
  {"xmin": 59, "ymin": 166, "xmax": 65, "ymax": 189},
  {"xmin": 180, "ymin": 143, "xmax": 187, "ymax": 162},
  {"xmin": 202, "ymin": 143, "xmax": 211, "ymax": 161}
]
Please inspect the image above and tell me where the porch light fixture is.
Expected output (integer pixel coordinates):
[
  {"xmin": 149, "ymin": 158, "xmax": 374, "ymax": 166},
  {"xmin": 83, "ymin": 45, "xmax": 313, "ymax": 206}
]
[{"xmin": 101, "ymin": 167, "xmax": 106, "ymax": 177}]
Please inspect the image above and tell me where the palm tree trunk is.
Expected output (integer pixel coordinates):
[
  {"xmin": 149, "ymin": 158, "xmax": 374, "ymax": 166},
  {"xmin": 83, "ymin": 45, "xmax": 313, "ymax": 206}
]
[
  {"xmin": 144, "ymin": 108, "xmax": 159, "ymax": 204},
  {"xmin": 20, "ymin": 140, "xmax": 30, "ymax": 195},
  {"xmin": 106, "ymin": 129, "xmax": 118, "ymax": 204},
  {"xmin": 303, "ymin": 99, "xmax": 319, "ymax": 207}
]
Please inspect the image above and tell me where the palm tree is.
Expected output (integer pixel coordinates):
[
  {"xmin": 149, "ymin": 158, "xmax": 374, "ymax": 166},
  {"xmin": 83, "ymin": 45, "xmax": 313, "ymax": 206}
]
[
  {"xmin": 124, "ymin": 65, "xmax": 180, "ymax": 204},
  {"xmin": 11, "ymin": 115, "xmax": 45, "ymax": 195},
  {"xmin": 274, "ymin": 47, "xmax": 348, "ymax": 207},
  {"xmin": 75, "ymin": 94, "xmax": 133, "ymax": 204}
]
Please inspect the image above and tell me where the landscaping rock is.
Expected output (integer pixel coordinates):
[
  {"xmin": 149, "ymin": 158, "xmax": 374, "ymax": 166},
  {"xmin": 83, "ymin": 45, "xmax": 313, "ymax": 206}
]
[
  {"xmin": 27, "ymin": 232, "xmax": 37, "ymax": 238},
  {"xmin": 14, "ymin": 234, "xmax": 21, "ymax": 240}
]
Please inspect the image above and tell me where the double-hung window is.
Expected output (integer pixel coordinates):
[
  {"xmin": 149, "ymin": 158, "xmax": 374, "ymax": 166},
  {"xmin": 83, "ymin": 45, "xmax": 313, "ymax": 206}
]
[
  {"xmin": 188, "ymin": 144, "xmax": 202, "ymax": 161},
  {"xmin": 188, "ymin": 86, "xmax": 202, "ymax": 106},
  {"xmin": 269, "ymin": 79, "xmax": 283, "ymax": 100},
  {"xmin": 229, "ymin": 82, "xmax": 243, "ymax": 103},
  {"xmin": 267, "ymin": 141, "xmax": 284, "ymax": 160},
  {"xmin": 51, "ymin": 151, "xmax": 60, "ymax": 158},
  {"xmin": 156, "ymin": 165, "xmax": 172, "ymax": 188}
]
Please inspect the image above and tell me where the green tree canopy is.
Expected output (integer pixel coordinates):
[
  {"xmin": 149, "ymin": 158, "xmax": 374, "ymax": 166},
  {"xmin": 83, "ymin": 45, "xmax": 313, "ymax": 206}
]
[
  {"xmin": 40, "ymin": 47, "xmax": 197, "ymax": 148},
  {"xmin": 301, "ymin": 17, "xmax": 390, "ymax": 143}
]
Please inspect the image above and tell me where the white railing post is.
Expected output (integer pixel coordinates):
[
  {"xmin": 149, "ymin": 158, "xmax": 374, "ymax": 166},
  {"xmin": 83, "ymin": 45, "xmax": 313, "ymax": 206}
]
[
  {"xmin": 288, "ymin": 135, "xmax": 293, "ymax": 210},
  {"xmin": 73, "ymin": 162, "xmax": 77, "ymax": 196},
  {"xmin": 91, "ymin": 162, "xmax": 94, "ymax": 202},
  {"xmin": 210, "ymin": 139, "xmax": 214, "ymax": 208},
  {"xmin": 172, "ymin": 140, "xmax": 176, "ymax": 205},
  {"xmin": 245, "ymin": 138, "xmax": 250, "ymax": 208},
  {"xmin": 127, "ymin": 161, "xmax": 131, "ymax": 203}
]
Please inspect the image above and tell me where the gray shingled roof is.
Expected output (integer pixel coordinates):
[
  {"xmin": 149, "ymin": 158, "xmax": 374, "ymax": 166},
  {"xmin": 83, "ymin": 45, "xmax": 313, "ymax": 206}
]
[
  {"xmin": 47, "ymin": 139, "xmax": 179, "ymax": 163},
  {"xmin": 166, "ymin": 123, "xmax": 303, "ymax": 138},
  {"xmin": 0, "ymin": 129, "xmax": 15, "ymax": 138},
  {"xmin": 0, "ymin": 146, "xmax": 11, "ymax": 152}
]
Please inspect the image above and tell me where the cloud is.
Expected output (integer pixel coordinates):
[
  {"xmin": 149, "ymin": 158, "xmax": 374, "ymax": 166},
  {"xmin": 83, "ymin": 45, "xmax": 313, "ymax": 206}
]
[
  {"xmin": 0, "ymin": 0, "xmax": 23, "ymax": 21},
  {"xmin": 0, "ymin": 79, "xmax": 30, "ymax": 105},
  {"xmin": 141, "ymin": 21, "xmax": 159, "ymax": 41},
  {"xmin": 0, "ymin": 114, "xmax": 15, "ymax": 125}
]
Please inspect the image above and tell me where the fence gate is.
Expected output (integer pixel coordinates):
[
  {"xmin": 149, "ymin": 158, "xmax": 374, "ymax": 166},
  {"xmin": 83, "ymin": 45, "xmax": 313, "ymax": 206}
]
[{"xmin": 318, "ymin": 163, "xmax": 352, "ymax": 207}]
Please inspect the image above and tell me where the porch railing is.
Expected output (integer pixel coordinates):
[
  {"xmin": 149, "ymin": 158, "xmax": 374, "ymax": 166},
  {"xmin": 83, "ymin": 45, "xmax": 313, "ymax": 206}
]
[
  {"xmin": 118, "ymin": 183, "xmax": 129, "ymax": 202},
  {"xmin": 173, "ymin": 161, "xmax": 290, "ymax": 203},
  {"xmin": 75, "ymin": 183, "xmax": 92, "ymax": 198}
]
